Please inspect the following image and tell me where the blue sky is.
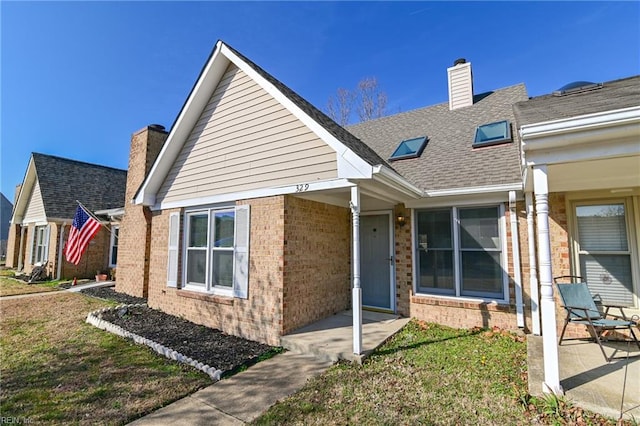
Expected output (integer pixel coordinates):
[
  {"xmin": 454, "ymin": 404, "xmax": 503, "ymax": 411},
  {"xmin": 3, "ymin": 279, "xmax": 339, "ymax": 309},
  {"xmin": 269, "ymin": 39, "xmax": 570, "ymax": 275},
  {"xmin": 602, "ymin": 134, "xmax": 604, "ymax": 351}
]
[{"xmin": 1, "ymin": 1, "xmax": 639, "ymax": 200}]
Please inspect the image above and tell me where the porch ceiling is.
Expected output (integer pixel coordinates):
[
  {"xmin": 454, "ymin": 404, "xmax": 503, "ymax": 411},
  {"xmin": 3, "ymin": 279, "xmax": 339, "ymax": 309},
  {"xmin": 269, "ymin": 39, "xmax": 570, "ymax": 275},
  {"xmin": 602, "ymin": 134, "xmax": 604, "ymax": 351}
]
[
  {"xmin": 546, "ymin": 155, "xmax": 640, "ymax": 193},
  {"xmin": 294, "ymin": 186, "xmax": 400, "ymax": 211}
]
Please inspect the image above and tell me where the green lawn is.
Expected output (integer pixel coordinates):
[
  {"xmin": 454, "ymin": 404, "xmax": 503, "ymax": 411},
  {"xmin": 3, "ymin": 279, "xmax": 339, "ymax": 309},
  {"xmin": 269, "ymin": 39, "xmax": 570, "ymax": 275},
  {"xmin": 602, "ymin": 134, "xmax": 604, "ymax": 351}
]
[
  {"xmin": 0, "ymin": 273, "xmax": 61, "ymax": 297},
  {"xmin": 0, "ymin": 292, "xmax": 211, "ymax": 425},
  {"xmin": 253, "ymin": 320, "xmax": 622, "ymax": 425}
]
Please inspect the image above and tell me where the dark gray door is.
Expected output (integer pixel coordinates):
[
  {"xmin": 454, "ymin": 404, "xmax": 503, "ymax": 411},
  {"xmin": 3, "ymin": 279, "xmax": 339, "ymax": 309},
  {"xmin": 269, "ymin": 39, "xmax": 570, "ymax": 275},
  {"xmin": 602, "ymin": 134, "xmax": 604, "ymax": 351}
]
[{"xmin": 360, "ymin": 214, "xmax": 392, "ymax": 310}]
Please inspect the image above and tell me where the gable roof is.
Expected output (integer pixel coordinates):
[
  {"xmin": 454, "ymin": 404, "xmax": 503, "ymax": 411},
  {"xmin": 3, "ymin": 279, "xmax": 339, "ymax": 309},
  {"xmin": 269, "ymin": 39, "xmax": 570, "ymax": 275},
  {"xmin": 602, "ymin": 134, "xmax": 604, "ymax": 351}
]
[
  {"xmin": 348, "ymin": 84, "xmax": 528, "ymax": 192},
  {"xmin": 14, "ymin": 153, "xmax": 127, "ymax": 222},
  {"xmin": 514, "ymin": 75, "xmax": 640, "ymax": 126},
  {"xmin": 135, "ymin": 40, "xmax": 400, "ymax": 207},
  {"xmin": 224, "ymin": 45, "xmax": 391, "ymax": 169}
]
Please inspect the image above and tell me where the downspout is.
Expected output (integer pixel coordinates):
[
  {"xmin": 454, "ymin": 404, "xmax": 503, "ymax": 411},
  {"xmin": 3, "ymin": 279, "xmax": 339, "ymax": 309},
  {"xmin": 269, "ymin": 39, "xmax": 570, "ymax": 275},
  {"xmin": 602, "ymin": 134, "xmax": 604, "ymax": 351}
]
[
  {"xmin": 350, "ymin": 186, "xmax": 362, "ymax": 355},
  {"xmin": 509, "ymin": 191, "xmax": 524, "ymax": 328},
  {"xmin": 17, "ymin": 226, "xmax": 26, "ymax": 271},
  {"xmin": 526, "ymin": 192, "xmax": 541, "ymax": 335},
  {"xmin": 56, "ymin": 222, "xmax": 66, "ymax": 280}
]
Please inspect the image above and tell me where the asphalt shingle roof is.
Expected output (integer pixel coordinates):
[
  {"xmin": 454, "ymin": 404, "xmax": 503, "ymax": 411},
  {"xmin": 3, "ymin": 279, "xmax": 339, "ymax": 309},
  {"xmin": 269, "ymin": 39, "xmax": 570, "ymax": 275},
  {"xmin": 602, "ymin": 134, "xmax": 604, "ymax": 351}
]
[
  {"xmin": 347, "ymin": 84, "xmax": 528, "ymax": 191},
  {"xmin": 31, "ymin": 153, "xmax": 127, "ymax": 219},
  {"xmin": 513, "ymin": 75, "xmax": 640, "ymax": 126}
]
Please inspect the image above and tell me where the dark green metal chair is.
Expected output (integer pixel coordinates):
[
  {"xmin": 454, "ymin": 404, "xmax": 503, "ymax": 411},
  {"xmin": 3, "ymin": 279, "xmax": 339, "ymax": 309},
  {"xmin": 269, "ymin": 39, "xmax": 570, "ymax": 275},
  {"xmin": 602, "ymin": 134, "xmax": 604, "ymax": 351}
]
[{"xmin": 554, "ymin": 275, "xmax": 640, "ymax": 362}]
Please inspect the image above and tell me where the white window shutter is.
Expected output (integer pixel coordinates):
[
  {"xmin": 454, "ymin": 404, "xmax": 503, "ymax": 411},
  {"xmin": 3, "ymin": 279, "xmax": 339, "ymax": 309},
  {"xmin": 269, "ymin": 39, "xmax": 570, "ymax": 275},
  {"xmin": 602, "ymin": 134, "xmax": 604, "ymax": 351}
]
[
  {"xmin": 43, "ymin": 225, "xmax": 51, "ymax": 262},
  {"xmin": 28, "ymin": 226, "xmax": 36, "ymax": 265},
  {"xmin": 233, "ymin": 205, "xmax": 250, "ymax": 299},
  {"xmin": 167, "ymin": 213, "xmax": 180, "ymax": 288}
]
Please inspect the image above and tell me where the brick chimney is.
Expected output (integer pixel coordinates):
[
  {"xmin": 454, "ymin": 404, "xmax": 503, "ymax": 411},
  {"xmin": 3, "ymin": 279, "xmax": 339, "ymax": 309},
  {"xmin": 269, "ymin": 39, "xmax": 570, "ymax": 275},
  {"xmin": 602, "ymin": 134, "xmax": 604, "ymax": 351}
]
[
  {"xmin": 447, "ymin": 58, "xmax": 474, "ymax": 110},
  {"xmin": 116, "ymin": 124, "xmax": 168, "ymax": 298}
]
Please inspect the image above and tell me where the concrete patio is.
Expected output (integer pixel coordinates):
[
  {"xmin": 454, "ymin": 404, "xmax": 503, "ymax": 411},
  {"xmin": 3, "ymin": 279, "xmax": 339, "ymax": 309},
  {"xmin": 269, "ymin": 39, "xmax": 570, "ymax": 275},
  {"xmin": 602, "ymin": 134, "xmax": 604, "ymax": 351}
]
[
  {"xmin": 528, "ymin": 335, "xmax": 640, "ymax": 421},
  {"xmin": 280, "ymin": 310, "xmax": 411, "ymax": 363}
]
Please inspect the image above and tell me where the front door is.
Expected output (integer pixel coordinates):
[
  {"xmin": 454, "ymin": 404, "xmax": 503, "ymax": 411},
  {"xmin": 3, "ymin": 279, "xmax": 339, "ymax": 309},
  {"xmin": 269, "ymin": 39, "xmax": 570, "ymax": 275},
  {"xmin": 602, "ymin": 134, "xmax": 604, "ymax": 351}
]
[{"xmin": 360, "ymin": 214, "xmax": 394, "ymax": 311}]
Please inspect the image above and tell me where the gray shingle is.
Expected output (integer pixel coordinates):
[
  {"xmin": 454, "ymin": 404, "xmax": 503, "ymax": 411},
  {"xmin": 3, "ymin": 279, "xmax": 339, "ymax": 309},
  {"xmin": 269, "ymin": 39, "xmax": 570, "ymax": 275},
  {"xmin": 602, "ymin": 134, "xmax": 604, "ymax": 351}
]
[
  {"xmin": 348, "ymin": 84, "xmax": 528, "ymax": 191},
  {"xmin": 514, "ymin": 75, "xmax": 640, "ymax": 126},
  {"xmin": 32, "ymin": 153, "xmax": 127, "ymax": 219}
]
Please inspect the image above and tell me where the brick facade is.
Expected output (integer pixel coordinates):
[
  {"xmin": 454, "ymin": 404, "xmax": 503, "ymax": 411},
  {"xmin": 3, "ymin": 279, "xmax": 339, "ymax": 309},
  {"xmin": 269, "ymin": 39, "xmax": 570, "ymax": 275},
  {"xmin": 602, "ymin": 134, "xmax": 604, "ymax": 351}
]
[
  {"xmin": 282, "ymin": 196, "xmax": 351, "ymax": 334},
  {"xmin": 116, "ymin": 126, "xmax": 167, "ymax": 297},
  {"xmin": 395, "ymin": 203, "xmax": 522, "ymax": 331},
  {"xmin": 141, "ymin": 195, "xmax": 352, "ymax": 346},
  {"xmin": 146, "ymin": 197, "xmax": 286, "ymax": 346},
  {"xmin": 5, "ymin": 223, "xmax": 20, "ymax": 268},
  {"xmin": 9, "ymin": 222, "xmax": 109, "ymax": 279}
]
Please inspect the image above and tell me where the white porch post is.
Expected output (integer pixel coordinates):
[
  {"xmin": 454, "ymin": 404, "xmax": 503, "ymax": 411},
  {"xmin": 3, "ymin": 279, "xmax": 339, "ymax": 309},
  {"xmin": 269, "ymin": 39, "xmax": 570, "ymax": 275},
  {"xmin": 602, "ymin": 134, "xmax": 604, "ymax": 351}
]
[
  {"xmin": 533, "ymin": 166, "xmax": 562, "ymax": 394},
  {"xmin": 56, "ymin": 222, "xmax": 66, "ymax": 280},
  {"xmin": 350, "ymin": 186, "xmax": 363, "ymax": 355},
  {"xmin": 526, "ymin": 192, "xmax": 541, "ymax": 335},
  {"xmin": 17, "ymin": 226, "xmax": 26, "ymax": 271}
]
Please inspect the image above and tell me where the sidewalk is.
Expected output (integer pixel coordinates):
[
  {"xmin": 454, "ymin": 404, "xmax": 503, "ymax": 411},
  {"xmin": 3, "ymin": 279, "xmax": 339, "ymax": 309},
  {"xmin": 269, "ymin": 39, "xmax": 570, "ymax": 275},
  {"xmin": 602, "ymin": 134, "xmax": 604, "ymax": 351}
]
[
  {"xmin": 0, "ymin": 280, "xmax": 115, "ymax": 300},
  {"xmin": 127, "ymin": 352, "xmax": 332, "ymax": 425}
]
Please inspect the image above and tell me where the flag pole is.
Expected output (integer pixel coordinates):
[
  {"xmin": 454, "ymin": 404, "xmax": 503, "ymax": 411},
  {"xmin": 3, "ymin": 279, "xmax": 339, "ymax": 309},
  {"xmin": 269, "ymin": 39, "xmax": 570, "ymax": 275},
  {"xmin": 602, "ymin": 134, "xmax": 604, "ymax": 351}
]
[{"xmin": 75, "ymin": 200, "xmax": 114, "ymax": 235}]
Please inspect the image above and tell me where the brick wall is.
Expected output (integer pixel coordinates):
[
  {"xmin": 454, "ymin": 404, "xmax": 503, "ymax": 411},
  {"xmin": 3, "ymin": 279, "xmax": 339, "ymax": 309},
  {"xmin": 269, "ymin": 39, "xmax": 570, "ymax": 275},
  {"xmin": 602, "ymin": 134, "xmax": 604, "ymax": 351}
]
[
  {"xmin": 394, "ymin": 204, "xmax": 412, "ymax": 317},
  {"xmin": 5, "ymin": 223, "xmax": 19, "ymax": 268},
  {"xmin": 147, "ymin": 197, "xmax": 286, "ymax": 346},
  {"xmin": 398, "ymin": 203, "xmax": 520, "ymax": 330},
  {"xmin": 281, "ymin": 196, "xmax": 351, "ymax": 334},
  {"xmin": 116, "ymin": 126, "xmax": 167, "ymax": 297},
  {"xmin": 58, "ymin": 224, "xmax": 110, "ymax": 280}
]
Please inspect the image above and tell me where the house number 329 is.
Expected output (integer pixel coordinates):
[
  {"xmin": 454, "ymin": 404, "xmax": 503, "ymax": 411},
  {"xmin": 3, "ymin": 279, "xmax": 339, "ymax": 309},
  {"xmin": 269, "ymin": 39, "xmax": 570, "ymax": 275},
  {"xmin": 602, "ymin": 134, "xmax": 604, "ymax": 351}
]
[{"xmin": 295, "ymin": 184, "xmax": 309, "ymax": 192}]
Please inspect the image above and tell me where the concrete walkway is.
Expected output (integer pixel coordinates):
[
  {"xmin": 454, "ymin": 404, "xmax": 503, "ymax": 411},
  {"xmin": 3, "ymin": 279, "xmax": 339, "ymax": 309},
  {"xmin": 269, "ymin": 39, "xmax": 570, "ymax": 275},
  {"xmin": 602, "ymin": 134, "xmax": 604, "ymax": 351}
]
[
  {"xmin": 128, "ymin": 352, "xmax": 331, "ymax": 425},
  {"xmin": 0, "ymin": 280, "xmax": 116, "ymax": 300},
  {"xmin": 128, "ymin": 310, "xmax": 408, "ymax": 425},
  {"xmin": 528, "ymin": 336, "xmax": 640, "ymax": 420}
]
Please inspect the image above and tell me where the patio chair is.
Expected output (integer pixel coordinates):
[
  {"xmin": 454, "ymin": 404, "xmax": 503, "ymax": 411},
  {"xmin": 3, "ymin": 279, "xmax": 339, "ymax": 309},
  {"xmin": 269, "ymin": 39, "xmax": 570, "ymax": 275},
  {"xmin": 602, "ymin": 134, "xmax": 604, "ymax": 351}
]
[{"xmin": 554, "ymin": 275, "xmax": 640, "ymax": 362}]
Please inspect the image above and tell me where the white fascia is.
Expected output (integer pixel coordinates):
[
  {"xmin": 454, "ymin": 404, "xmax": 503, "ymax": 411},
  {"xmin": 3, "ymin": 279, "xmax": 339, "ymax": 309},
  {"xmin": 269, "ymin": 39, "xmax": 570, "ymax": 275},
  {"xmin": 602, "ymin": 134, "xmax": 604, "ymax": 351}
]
[
  {"xmin": 370, "ymin": 165, "xmax": 423, "ymax": 199},
  {"xmin": 406, "ymin": 183, "xmax": 523, "ymax": 209},
  {"xmin": 152, "ymin": 178, "xmax": 355, "ymax": 211},
  {"xmin": 221, "ymin": 44, "xmax": 373, "ymax": 180},
  {"xmin": 134, "ymin": 42, "xmax": 230, "ymax": 206},
  {"xmin": 12, "ymin": 157, "xmax": 37, "ymax": 225},
  {"xmin": 520, "ymin": 105, "xmax": 640, "ymax": 151}
]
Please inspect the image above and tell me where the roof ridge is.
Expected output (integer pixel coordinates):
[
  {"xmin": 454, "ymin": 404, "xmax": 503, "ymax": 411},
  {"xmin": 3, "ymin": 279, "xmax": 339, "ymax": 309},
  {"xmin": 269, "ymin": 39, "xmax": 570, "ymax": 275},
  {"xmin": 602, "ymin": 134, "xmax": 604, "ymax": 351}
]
[
  {"xmin": 32, "ymin": 152, "xmax": 127, "ymax": 173},
  {"xmin": 348, "ymin": 83, "xmax": 527, "ymax": 129}
]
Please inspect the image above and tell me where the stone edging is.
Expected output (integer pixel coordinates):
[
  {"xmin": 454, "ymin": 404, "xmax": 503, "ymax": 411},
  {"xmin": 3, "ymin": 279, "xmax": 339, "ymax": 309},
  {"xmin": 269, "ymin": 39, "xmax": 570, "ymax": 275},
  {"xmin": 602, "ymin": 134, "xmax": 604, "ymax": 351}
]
[{"xmin": 86, "ymin": 304, "xmax": 223, "ymax": 381}]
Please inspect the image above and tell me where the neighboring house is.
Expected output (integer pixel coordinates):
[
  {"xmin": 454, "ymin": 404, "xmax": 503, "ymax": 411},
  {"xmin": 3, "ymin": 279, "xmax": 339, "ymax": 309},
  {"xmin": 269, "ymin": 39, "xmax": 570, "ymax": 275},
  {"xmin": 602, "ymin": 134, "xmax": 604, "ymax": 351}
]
[
  {"xmin": 514, "ymin": 77, "xmax": 640, "ymax": 393},
  {"xmin": 1, "ymin": 193, "xmax": 13, "ymax": 260},
  {"xmin": 5, "ymin": 153, "xmax": 127, "ymax": 279},
  {"xmin": 115, "ymin": 40, "xmax": 533, "ymax": 348}
]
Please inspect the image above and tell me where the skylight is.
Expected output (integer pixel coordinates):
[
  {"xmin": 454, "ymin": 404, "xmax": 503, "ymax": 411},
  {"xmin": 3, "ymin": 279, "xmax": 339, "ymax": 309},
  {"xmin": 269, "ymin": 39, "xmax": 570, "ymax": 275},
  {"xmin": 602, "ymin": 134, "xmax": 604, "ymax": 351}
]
[
  {"xmin": 553, "ymin": 81, "xmax": 602, "ymax": 97},
  {"xmin": 473, "ymin": 120, "xmax": 512, "ymax": 147},
  {"xmin": 389, "ymin": 136, "xmax": 428, "ymax": 160}
]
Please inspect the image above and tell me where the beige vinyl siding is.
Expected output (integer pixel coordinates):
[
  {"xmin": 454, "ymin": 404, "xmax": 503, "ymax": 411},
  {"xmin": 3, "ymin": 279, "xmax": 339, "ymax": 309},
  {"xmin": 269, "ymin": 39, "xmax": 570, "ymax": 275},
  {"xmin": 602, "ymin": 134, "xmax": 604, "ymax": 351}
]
[
  {"xmin": 448, "ymin": 63, "xmax": 473, "ymax": 110},
  {"xmin": 157, "ymin": 64, "xmax": 338, "ymax": 204},
  {"xmin": 22, "ymin": 180, "xmax": 46, "ymax": 224}
]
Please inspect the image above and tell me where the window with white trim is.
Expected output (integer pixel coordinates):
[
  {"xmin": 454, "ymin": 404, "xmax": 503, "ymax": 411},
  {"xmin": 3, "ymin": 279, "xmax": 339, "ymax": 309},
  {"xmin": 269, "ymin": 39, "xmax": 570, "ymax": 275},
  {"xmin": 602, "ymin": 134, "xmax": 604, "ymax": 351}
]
[
  {"xmin": 109, "ymin": 226, "xmax": 119, "ymax": 267},
  {"xmin": 416, "ymin": 205, "xmax": 506, "ymax": 300},
  {"xmin": 573, "ymin": 200, "xmax": 636, "ymax": 307},
  {"xmin": 182, "ymin": 206, "xmax": 249, "ymax": 297},
  {"xmin": 31, "ymin": 225, "xmax": 49, "ymax": 265}
]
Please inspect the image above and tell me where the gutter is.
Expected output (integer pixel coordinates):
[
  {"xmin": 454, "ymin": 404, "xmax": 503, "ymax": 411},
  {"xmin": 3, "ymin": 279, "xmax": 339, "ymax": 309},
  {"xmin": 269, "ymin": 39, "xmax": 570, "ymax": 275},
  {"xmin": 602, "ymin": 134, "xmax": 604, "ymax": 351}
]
[
  {"xmin": 520, "ymin": 105, "xmax": 640, "ymax": 150},
  {"xmin": 509, "ymin": 191, "xmax": 525, "ymax": 328},
  {"xmin": 371, "ymin": 165, "xmax": 423, "ymax": 199}
]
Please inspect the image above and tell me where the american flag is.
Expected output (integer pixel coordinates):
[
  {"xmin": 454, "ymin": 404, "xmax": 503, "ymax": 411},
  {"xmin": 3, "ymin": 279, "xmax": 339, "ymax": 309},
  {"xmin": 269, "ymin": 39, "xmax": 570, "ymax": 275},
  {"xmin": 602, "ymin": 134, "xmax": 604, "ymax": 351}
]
[{"xmin": 64, "ymin": 205, "xmax": 101, "ymax": 265}]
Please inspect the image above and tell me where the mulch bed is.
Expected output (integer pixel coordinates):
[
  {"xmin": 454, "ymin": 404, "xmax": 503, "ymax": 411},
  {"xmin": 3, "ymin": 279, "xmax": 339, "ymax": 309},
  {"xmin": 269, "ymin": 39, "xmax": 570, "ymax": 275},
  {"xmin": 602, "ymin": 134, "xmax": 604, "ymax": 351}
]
[
  {"xmin": 100, "ymin": 305, "xmax": 276, "ymax": 374},
  {"xmin": 80, "ymin": 286, "xmax": 147, "ymax": 305}
]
